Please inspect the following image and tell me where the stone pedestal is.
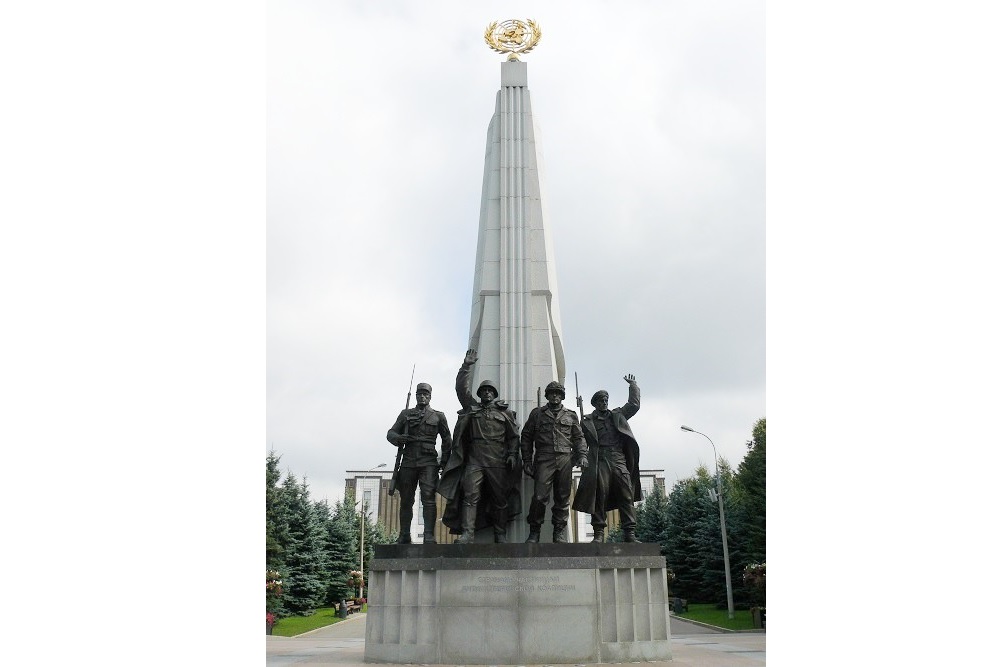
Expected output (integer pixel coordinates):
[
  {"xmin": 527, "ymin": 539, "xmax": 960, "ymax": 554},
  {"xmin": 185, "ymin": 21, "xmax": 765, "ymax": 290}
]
[{"xmin": 363, "ymin": 543, "xmax": 672, "ymax": 664}]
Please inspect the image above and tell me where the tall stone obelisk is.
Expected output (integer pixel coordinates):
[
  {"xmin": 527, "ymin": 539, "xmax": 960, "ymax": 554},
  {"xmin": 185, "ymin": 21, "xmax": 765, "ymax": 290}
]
[{"xmin": 467, "ymin": 22, "xmax": 565, "ymax": 542}]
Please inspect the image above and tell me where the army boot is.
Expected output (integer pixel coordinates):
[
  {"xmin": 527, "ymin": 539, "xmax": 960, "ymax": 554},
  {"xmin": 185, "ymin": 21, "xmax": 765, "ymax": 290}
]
[
  {"xmin": 525, "ymin": 525, "xmax": 541, "ymax": 543},
  {"xmin": 397, "ymin": 506, "xmax": 412, "ymax": 543},
  {"xmin": 493, "ymin": 506, "xmax": 508, "ymax": 543},
  {"xmin": 421, "ymin": 503, "xmax": 437, "ymax": 544},
  {"xmin": 623, "ymin": 527, "xmax": 641, "ymax": 543},
  {"xmin": 591, "ymin": 528, "xmax": 605, "ymax": 543},
  {"xmin": 552, "ymin": 524, "xmax": 568, "ymax": 543},
  {"xmin": 454, "ymin": 505, "xmax": 476, "ymax": 544}
]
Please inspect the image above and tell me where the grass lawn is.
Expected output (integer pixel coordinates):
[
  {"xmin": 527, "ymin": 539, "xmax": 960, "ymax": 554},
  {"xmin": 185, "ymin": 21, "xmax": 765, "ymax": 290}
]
[
  {"xmin": 675, "ymin": 603, "xmax": 759, "ymax": 631},
  {"xmin": 270, "ymin": 605, "xmax": 366, "ymax": 637}
]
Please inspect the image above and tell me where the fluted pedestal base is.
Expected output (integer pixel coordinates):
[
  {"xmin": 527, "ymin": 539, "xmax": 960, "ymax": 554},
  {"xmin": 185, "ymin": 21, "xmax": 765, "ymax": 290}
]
[{"xmin": 363, "ymin": 543, "xmax": 673, "ymax": 664}]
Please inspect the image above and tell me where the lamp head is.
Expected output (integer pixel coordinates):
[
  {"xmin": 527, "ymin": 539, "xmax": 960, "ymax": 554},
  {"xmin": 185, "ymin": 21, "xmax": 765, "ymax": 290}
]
[{"xmin": 680, "ymin": 425, "xmax": 694, "ymax": 432}]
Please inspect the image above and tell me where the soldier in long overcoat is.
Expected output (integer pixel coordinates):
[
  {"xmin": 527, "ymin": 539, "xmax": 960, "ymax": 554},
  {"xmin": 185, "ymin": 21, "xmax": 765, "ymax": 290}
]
[
  {"xmin": 571, "ymin": 374, "xmax": 643, "ymax": 542},
  {"xmin": 438, "ymin": 349, "xmax": 522, "ymax": 543}
]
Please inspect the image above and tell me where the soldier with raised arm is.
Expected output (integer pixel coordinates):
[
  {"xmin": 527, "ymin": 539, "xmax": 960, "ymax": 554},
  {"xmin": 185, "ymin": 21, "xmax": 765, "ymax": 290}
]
[
  {"xmin": 386, "ymin": 383, "xmax": 452, "ymax": 543},
  {"xmin": 438, "ymin": 349, "xmax": 521, "ymax": 543},
  {"xmin": 520, "ymin": 381, "xmax": 588, "ymax": 543},
  {"xmin": 572, "ymin": 374, "xmax": 643, "ymax": 543}
]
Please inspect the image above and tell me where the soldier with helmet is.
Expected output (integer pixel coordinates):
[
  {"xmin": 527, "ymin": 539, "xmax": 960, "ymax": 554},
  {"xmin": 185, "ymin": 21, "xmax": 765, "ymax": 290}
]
[
  {"xmin": 386, "ymin": 382, "xmax": 452, "ymax": 544},
  {"xmin": 438, "ymin": 348, "xmax": 522, "ymax": 544},
  {"xmin": 520, "ymin": 380, "xmax": 588, "ymax": 543}
]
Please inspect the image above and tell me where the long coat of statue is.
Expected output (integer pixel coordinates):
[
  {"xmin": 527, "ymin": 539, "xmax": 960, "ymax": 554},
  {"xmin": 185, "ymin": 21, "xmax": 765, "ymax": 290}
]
[
  {"xmin": 571, "ymin": 381, "xmax": 643, "ymax": 514},
  {"xmin": 438, "ymin": 405, "xmax": 523, "ymax": 534}
]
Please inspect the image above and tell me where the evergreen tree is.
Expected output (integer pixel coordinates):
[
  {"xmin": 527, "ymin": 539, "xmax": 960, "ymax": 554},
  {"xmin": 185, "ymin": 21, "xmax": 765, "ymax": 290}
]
[
  {"xmin": 363, "ymin": 518, "xmax": 392, "ymax": 576},
  {"xmin": 734, "ymin": 418, "xmax": 766, "ymax": 564},
  {"xmin": 354, "ymin": 498, "xmax": 374, "ymax": 574},
  {"xmin": 266, "ymin": 451, "xmax": 290, "ymax": 614},
  {"xmin": 279, "ymin": 473, "xmax": 329, "ymax": 614},
  {"xmin": 635, "ymin": 483, "xmax": 670, "ymax": 551},
  {"xmin": 266, "ymin": 451, "xmax": 288, "ymax": 573},
  {"xmin": 694, "ymin": 460, "xmax": 745, "ymax": 606},
  {"xmin": 367, "ymin": 520, "xmax": 392, "ymax": 551},
  {"xmin": 731, "ymin": 417, "xmax": 765, "ymax": 606},
  {"xmin": 319, "ymin": 496, "xmax": 358, "ymax": 605},
  {"xmin": 662, "ymin": 467, "xmax": 716, "ymax": 601},
  {"xmin": 313, "ymin": 499, "xmax": 334, "ymax": 602}
]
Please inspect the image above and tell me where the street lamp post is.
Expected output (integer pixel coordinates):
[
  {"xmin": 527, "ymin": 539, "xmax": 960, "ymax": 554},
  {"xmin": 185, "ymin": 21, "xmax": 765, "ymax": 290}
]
[
  {"xmin": 681, "ymin": 425, "xmax": 735, "ymax": 620},
  {"xmin": 357, "ymin": 463, "xmax": 386, "ymax": 600}
]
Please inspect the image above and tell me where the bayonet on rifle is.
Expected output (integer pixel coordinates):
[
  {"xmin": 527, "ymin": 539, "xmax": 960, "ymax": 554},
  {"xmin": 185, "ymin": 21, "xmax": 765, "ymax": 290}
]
[{"xmin": 575, "ymin": 372, "xmax": 585, "ymax": 419}]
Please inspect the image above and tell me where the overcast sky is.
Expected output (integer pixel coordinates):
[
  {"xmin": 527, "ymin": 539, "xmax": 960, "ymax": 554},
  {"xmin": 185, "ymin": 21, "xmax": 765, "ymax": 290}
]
[{"xmin": 267, "ymin": 0, "xmax": 765, "ymax": 505}]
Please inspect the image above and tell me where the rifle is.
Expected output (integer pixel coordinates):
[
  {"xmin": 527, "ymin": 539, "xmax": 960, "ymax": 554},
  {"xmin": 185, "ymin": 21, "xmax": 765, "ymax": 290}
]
[
  {"xmin": 387, "ymin": 364, "xmax": 415, "ymax": 496},
  {"xmin": 574, "ymin": 372, "xmax": 589, "ymax": 470}
]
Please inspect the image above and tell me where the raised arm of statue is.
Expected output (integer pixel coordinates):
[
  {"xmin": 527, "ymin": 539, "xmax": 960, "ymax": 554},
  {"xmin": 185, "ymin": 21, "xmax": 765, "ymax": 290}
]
[
  {"xmin": 455, "ymin": 348, "xmax": 478, "ymax": 411},
  {"xmin": 621, "ymin": 374, "xmax": 640, "ymax": 420}
]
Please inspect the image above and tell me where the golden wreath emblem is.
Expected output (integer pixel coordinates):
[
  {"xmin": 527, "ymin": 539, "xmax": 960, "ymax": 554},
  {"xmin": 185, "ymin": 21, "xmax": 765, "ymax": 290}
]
[{"xmin": 484, "ymin": 19, "xmax": 541, "ymax": 60}]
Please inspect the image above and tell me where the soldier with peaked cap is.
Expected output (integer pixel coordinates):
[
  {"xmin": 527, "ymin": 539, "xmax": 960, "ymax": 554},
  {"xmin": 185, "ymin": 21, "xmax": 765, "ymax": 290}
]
[
  {"xmin": 572, "ymin": 374, "xmax": 643, "ymax": 543},
  {"xmin": 520, "ymin": 380, "xmax": 588, "ymax": 543},
  {"xmin": 386, "ymin": 382, "xmax": 452, "ymax": 543},
  {"xmin": 438, "ymin": 348, "xmax": 522, "ymax": 543}
]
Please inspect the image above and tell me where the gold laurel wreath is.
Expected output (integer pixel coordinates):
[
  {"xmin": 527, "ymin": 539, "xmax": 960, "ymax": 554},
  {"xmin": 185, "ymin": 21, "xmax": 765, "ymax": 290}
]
[{"xmin": 483, "ymin": 19, "xmax": 541, "ymax": 59}]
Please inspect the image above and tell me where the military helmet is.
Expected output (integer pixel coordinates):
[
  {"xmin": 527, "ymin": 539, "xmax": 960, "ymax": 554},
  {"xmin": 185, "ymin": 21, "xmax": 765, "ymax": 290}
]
[
  {"xmin": 415, "ymin": 382, "xmax": 432, "ymax": 394},
  {"xmin": 544, "ymin": 381, "xmax": 566, "ymax": 399},
  {"xmin": 591, "ymin": 389, "xmax": 610, "ymax": 407},
  {"xmin": 476, "ymin": 379, "xmax": 499, "ymax": 398}
]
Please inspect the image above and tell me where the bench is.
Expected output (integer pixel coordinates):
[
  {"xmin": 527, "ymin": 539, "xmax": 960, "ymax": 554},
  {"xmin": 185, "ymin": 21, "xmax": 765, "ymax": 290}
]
[
  {"xmin": 346, "ymin": 600, "xmax": 364, "ymax": 614},
  {"xmin": 669, "ymin": 597, "xmax": 688, "ymax": 613}
]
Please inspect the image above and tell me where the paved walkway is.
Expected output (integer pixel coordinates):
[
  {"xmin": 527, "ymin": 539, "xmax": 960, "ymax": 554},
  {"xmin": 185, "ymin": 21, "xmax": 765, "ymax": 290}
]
[{"xmin": 266, "ymin": 614, "xmax": 765, "ymax": 666}]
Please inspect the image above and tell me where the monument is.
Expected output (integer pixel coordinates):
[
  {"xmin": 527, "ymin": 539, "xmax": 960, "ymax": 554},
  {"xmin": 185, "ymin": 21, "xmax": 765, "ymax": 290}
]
[
  {"xmin": 364, "ymin": 20, "xmax": 673, "ymax": 665},
  {"xmin": 464, "ymin": 19, "xmax": 567, "ymax": 544}
]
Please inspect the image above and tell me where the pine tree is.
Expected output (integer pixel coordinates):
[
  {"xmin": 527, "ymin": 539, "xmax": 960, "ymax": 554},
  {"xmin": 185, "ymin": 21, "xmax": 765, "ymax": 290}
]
[
  {"xmin": 319, "ymin": 497, "xmax": 358, "ymax": 605},
  {"xmin": 734, "ymin": 418, "xmax": 766, "ymax": 564},
  {"xmin": 662, "ymin": 467, "xmax": 718, "ymax": 601},
  {"xmin": 279, "ymin": 473, "xmax": 329, "ymax": 614},
  {"xmin": 266, "ymin": 451, "xmax": 290, "ymax": 614},
  {"xmin": 367, "ymin": 520, "xmax": 393, "ymax": 553},
  {"xmin": 266, "ymin": 451, "xmax": 288, "ymax": 573},
  {"xmin": 359, "ymin": 514, "xmax": 392, "ymax": 577},
  {"xmin": 731, "ymin": 417, "xmax": 766, "ymax": 606},
  {"xmin": 636, "ymin": 483, "xmax": 670, "ymax": 550},
  {"xmin": 694, "ymin": 461, "xmax": 745, "ymax": 606}
]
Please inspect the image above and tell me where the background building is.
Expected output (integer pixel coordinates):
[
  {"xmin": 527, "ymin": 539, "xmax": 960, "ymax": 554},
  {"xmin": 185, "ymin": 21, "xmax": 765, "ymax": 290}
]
[{"xmin": 344, "ymin": 468, "xmax": 458, "ymax": 545}]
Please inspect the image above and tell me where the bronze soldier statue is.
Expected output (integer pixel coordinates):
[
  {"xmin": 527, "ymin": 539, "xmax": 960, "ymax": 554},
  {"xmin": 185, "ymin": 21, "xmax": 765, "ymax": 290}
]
[
  {"xmin": 520, "ymin": 380, "xmax": 588, "ymax": 543},
  {"xmin": 438, "ymin": 349, "xmax": 522, "ymax": 544},
  {"xmin": 386, "ymin": 382, "xmax": 452, "ymax": 543},
  {"xmin": 571, "ymin": 374, "xmax": 643, "ymax": 543}
]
